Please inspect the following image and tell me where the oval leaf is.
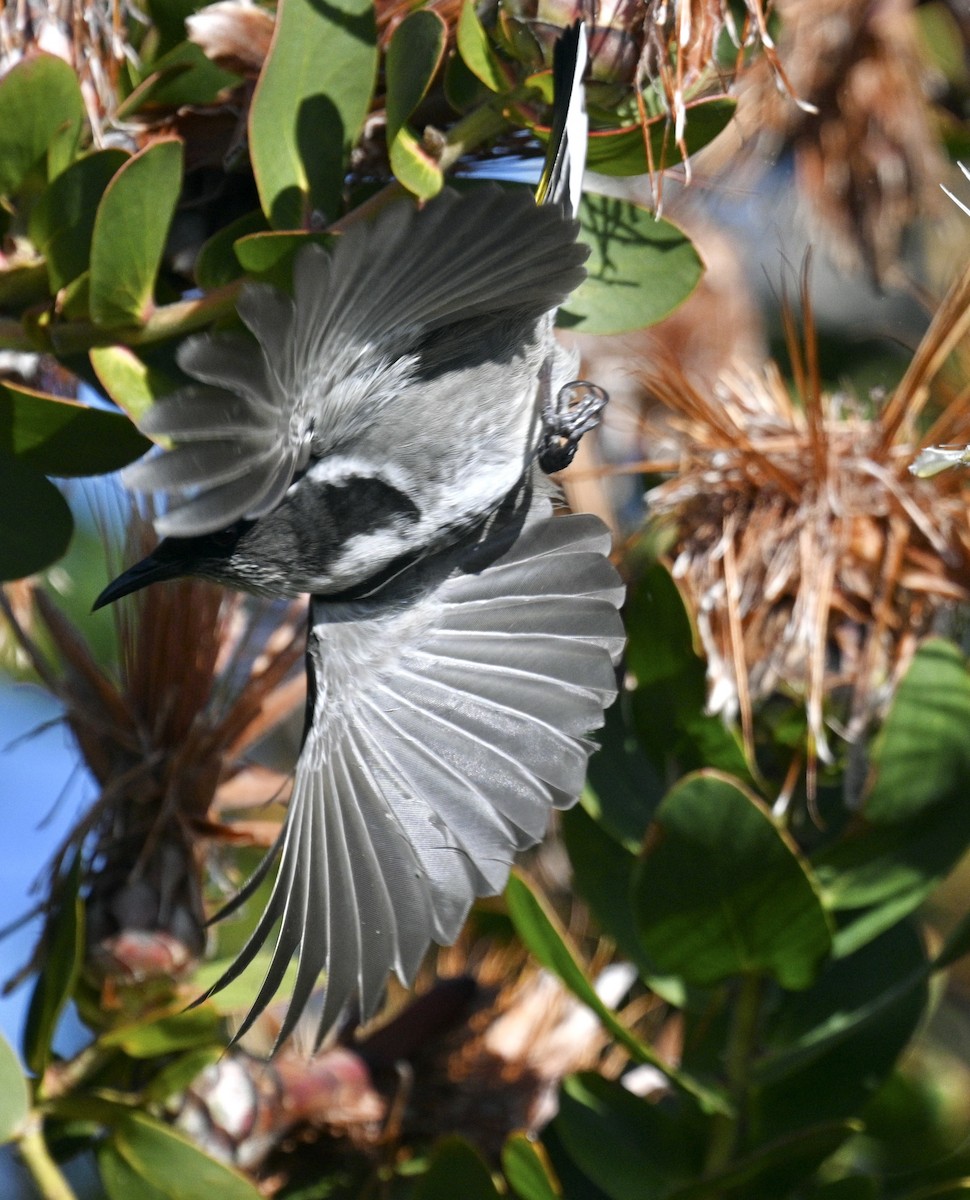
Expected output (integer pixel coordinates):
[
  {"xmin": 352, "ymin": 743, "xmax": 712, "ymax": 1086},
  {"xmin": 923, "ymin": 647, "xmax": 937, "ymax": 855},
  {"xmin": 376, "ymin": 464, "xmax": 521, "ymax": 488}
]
[
  {"xmin": 23, "ymin": 852, "xmax": 83, "ymax": 1074},
  {"xmin": 249, "ymin": 0, "xmax": 377, "ymax": 228},
  {"xmin": 503, "ymin": 1133, "xmax": 563, "ymax": 1200},
  {"xmin": 194, "ymin": 210, "xmax": 269, "ymax": 290},
  {"xmin": 0, "ymin": 380, "xmax": 150, "ymax": 475},
  {"xmin": 552, "ymin": 1073, "xmax": 700, "ymax": 1199},
  {"xmin": 560, "ymin": 194, "xmax": 703, "ymax": 335},
  {"xmin": 107, "ymin": 1110, "xmax": 263, "ymax": 1200},
  {"xmin": 584, "ymin": 98, "xmax": 737, "ymax": 178},
  {"xmin": 457, "ymin": 0, "xmax": 509, "ymax": 92},
  {"xmin": 90, "ymin": 138, "xmax": 183, "ymax": 328},
  {"xmin": 0, "ymin": 1031, "xmax": 29, "ymax": 1144},
  {"xmin": 29, "ymin": 149, "xmax": 129, "ymax": 292},
  {"xmin": 0, "ymin": 454, "xmax": 73, "ymax": 582},
  {"xmin": 0, "ymin": 55, "xmax": 85, "ymax": 197},
  {"xmin": 865, "ymin": 639, "xmax": 970, "ymax": 822},
  {"xmin": 415, "ymin": 1136, "xmax": 501, "ymax": 1200},
  {"xmin": 386, "ymin": 11, "xmax": 446, "ymax": 200},
  {"xmin": 90, "ymin": 345, "xmax": 182, "ymax": 425},
  {"xmin": 635, "ymin": 772, "xmax": 832, "ymax": 989}
]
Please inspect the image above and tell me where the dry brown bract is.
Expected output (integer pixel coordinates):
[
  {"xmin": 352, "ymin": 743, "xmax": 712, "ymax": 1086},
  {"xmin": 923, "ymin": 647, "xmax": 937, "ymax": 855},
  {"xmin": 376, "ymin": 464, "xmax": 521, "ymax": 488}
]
[
  {"xmin": 642, "ymin": 263, "xmax": 970, "ymax": 791},
  {"xmin": 1, "ymin": 502, "xmax": 305, "ymax": 990}
]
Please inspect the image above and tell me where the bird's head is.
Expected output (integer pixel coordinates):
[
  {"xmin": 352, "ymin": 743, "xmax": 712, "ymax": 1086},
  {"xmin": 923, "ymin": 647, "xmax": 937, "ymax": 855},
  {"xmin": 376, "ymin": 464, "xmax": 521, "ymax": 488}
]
[{"xmin": 92, "ymin": 524, "xmax": 261, "ymax": 610}]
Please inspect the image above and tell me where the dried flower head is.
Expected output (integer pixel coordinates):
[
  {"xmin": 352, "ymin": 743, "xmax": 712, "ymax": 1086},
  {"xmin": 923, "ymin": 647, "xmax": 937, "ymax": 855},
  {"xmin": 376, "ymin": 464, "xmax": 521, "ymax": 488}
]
[
  {"xmin": 2, "ymin": 498, "xmax": 305, "ymax": 993},
  {"xmin": 741, "ymin": 0, "xmax": 944, "ymax": 282},
  {"xmin": 641, "ymin": 263, "xmax": 970, "ymax": 788}
]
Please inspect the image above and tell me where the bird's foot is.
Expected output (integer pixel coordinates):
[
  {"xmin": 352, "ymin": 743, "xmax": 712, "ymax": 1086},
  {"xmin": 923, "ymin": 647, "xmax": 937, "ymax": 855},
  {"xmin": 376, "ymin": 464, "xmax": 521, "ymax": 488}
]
[{"xmin": 538, "ymin": 379, "xmax": 609, "ymax": 473}]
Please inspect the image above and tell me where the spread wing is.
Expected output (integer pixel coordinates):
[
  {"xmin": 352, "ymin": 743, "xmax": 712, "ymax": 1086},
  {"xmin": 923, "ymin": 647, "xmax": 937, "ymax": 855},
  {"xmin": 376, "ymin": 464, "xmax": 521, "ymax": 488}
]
[
  {"xmin": 123, "ymin": 187, "xmax": 586, "ymax": 540},
  {"xmin": 199, "ymin": 491, "xmax": 624, "ymax": 1049}
]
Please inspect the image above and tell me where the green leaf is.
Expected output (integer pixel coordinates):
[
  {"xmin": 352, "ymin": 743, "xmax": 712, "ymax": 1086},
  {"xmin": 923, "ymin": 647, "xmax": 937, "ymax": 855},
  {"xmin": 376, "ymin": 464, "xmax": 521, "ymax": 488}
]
[
  {"xmin": 563, "ymin": 806, "xmax": 697, "ymax": 1009},
  {"xmin": 414, "ymin": 1136, "xmax": 501, "ymax": 1200},
  {"xmin": 573, "ymin": 98, "xmax": 737, "ymax": 178},
  {"xmin": 751, "ymin": 922, "xmax": 928, "ymax": 1142},
  {"xmin": 90, "ymin": 139, "xmax": 183, "ymax": 328},
  {"xmin": 0, "ymin": 453, "xmax": 73, "ymax": 582},
  {"xmin": 0, "ymin": 380, "xmax": 150, "ymax": 475},
  {"xmin": 233, "ymin": 229, "xmax": 331, "ymax": 285},
  {"xmin": 814, "ymin": 784, "xmax": 970, "ymax": 958},
  {"xmin": 386, "ymin": 10, "xmax": 447, "ymax": 200},
  {"xmin": 551, "ymin": 1073, "xmax": 701, "ymax": 1200},
  {"xmin": 584, "ymin": 696, "xmax": 666, "ymax": 849},
  {"xmin": 100, "ymin": 1143, "xmax": 171, "ymax": 1200},
  {"xmin": 503, "ymin": 1133, "xmax": 562, "ymax": 1200},
  {"xmin": 29, "ymin": 150, "xmax": 129, "ymax": 291},
  {"xmin": 456, "ymin": 0, "xmax": 509, "ymax": 92},
  {"xmin": 666, "ymin": 1121, "xmax": 860, "ymax": 1200},
  {"xmin": 249, "ymin": 0, "xmax": 377, "ymax": 228},
  {"xmin": 0, "ymin": 1031, "xmax": 29, "ymax": 1144},
  {"xmin": 864, "ymin": 639, "xmax": 970, "ymax": 822},
  {"xmin": 0, "ymin": 55, "xmax": 85, "ymax": 197},
  {"xmin": 559, "ymin": 194, "xmax": 703, "ymax": 334},
  {"xmin": 144, "ymin": 1045, "xmax": 222, "ymax": 1103},
  {"xmin": 104, "ymin": 1110, "xmax": 263, "ymax": 1200},
  {"xmin": 505, "ymin": 873, "xmax": 729, "ymax": 1115},
  {"xmin": 120, "ymin": 41, "xmax": 241, "ymax": 113},
  {"xmin": 749, "ymin": 921, "xmax": 926, "ymax": 1147},
  {"xmin": 100, "ymin": 1007, "xmax": 222, "ymax": 1058},
  {"xmin": 635, "ymin": 772, "xmax": 833, "ymax": 989},
  {"xmin": 194, "ymin": 210, "xmax": 269, "ymax": 290},
  {"xmin": 23, "ymin": 852, "xmax": 84, "ymax": 1075},
  {"xmin": 90, "ymin": 345, "xmax": 182, "ymax": 426}
]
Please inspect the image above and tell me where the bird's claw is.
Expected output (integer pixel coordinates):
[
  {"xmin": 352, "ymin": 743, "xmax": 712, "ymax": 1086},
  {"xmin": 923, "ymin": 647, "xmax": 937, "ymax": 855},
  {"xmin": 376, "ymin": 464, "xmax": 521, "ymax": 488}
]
[{"xmin": 538, "ymin": 379, "xmax": 609, "ymax": 473}]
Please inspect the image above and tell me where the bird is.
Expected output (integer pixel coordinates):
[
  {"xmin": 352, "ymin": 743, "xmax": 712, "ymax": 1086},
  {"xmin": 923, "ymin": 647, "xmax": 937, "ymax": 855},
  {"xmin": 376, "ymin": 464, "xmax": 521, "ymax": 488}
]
[{"xmin": 95, "ymin": 20, "xmax": 625, "ymax": 1049}]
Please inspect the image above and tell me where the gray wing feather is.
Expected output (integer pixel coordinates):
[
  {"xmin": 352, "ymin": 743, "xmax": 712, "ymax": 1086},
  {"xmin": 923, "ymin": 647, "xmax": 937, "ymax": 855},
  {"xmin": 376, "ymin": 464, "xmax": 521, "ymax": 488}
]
[{"xmin": 204, "ymin": 495, "xmax": 623, "ymax": 1049}]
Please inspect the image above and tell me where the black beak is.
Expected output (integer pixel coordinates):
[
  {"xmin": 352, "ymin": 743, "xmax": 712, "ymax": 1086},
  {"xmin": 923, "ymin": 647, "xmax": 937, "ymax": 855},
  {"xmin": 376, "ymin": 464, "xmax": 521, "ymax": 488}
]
[{"xmin": 92, "ymin": 550, "xmax": 184, "ymax": 611}]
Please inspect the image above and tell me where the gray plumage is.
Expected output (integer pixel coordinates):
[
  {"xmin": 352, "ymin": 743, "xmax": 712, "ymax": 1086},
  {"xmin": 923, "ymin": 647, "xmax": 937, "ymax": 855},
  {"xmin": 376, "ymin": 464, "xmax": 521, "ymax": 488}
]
[
  {"xmin": 200, "ymin": 487, "xmax": 623, "ymax": 1046},
  {"xmin": 95, "ymin": 20, "xmax": 624, "ymax": 1048}
]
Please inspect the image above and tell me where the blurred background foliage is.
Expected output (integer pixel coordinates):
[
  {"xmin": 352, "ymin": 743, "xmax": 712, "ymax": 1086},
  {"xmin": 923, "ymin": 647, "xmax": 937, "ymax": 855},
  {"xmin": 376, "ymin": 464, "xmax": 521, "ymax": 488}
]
[{"xmin": 2, "ymin": 0, "xmax": 970, "ymax": 1197}]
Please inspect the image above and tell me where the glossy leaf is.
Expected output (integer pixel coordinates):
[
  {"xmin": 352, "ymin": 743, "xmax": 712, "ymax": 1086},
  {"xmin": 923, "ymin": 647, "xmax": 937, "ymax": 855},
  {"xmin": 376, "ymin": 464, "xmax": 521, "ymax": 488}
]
[
  {"xmin": 456, "ymin": 0, "xmax": 509, "ymax": 92},
  {"xmin": 194, "ymin": 210, "xmax": 269, "ymax": 290},
  {"xmin": 666, "ymin": 1121, "xmax": 861, "ymax": 1200},
  {"xmin": 560, "ymin": 194, "xmax": 703, "ymax": 334},
  {"xmin": 0, "ymin": 1031, "xmax": 29, "ymax": 1144},
  {"xmin": 144, "ymin": 1046, "xmax": 222, "ymax": 1103},
  {"xmin": 551, "ymin": 1073, "xmax": 701, "ymax": 1200},
  {"xmin": 505, "ymin": 873, "xmax": 729, "ymax": 1115},
  {"xmin": 584, "ymin": 697, "xmax": 666, "ymax": 849},
  {"xmin": 590, "ymin": 98, "xmax": 737, "ymax": 176},
  {"xmin": 0, "ymin": 55, "xmax": 85, "ymax": 197},
  {"xmin": 414, "ymin": 1136, "xmax": 501, "ymax": 1200},
  {"xmin": 503, "ymin": 1133, "xmax": 562, "ymax": 1200},
  {"xmin": 626, "ymin": 561, "xmax": 750, "ymax": 782},
  {"xmin": 0, "ymin": 380, "xmax": 150, "ymax": 475},
  {"xmin": 100, "ymin": 1007, "xmax": 222, "ymax": 1058},
  {"xmin": 386, "ymin": 11, "xmax": 447, "ymax": 200},
  {"xmin": 814, "ymin": 778, "xmax": 970, "ymax": 958},
  {"xmin": 103, "ymin": 1110, "xmax": 263, "ymax": 1200},
  {"xmin": 635, "ymin": 772, "xmax": 832, "ymax": 989},
  {"xmin": 23, "ymin": 852, "xmax": 83, "ymax": 1075},
  {"xmin": 120, "ymin": 41, "xmax": 240, "ymax": 113},
  {"xmin": 0, "ymin": 453, "xmax": 73, "ymax": 582},
  {"xmin": 29, "ymin": 149, "xmax": 129, "ymax": 291},
  {"xmin": 864, "ymin": 639, "xmax": 970, "ymax": 822},
  {"xmin": 233, "ymin": 229, "xmax": 331, "ymax": 285},
  {"xmin": 90, "ymin": 345, "xmax": 182, "ymax": 426},
  {"xmin": 752, "ymin": 922, "xmax": 928, "ymax": 1141},
  {"xmin": 249, "ymin": 0, "xmax": 377, "ymax": 228},
  {"xmin": 90, "ymin": 139, "xmax": 183, "ymax": 328}
]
